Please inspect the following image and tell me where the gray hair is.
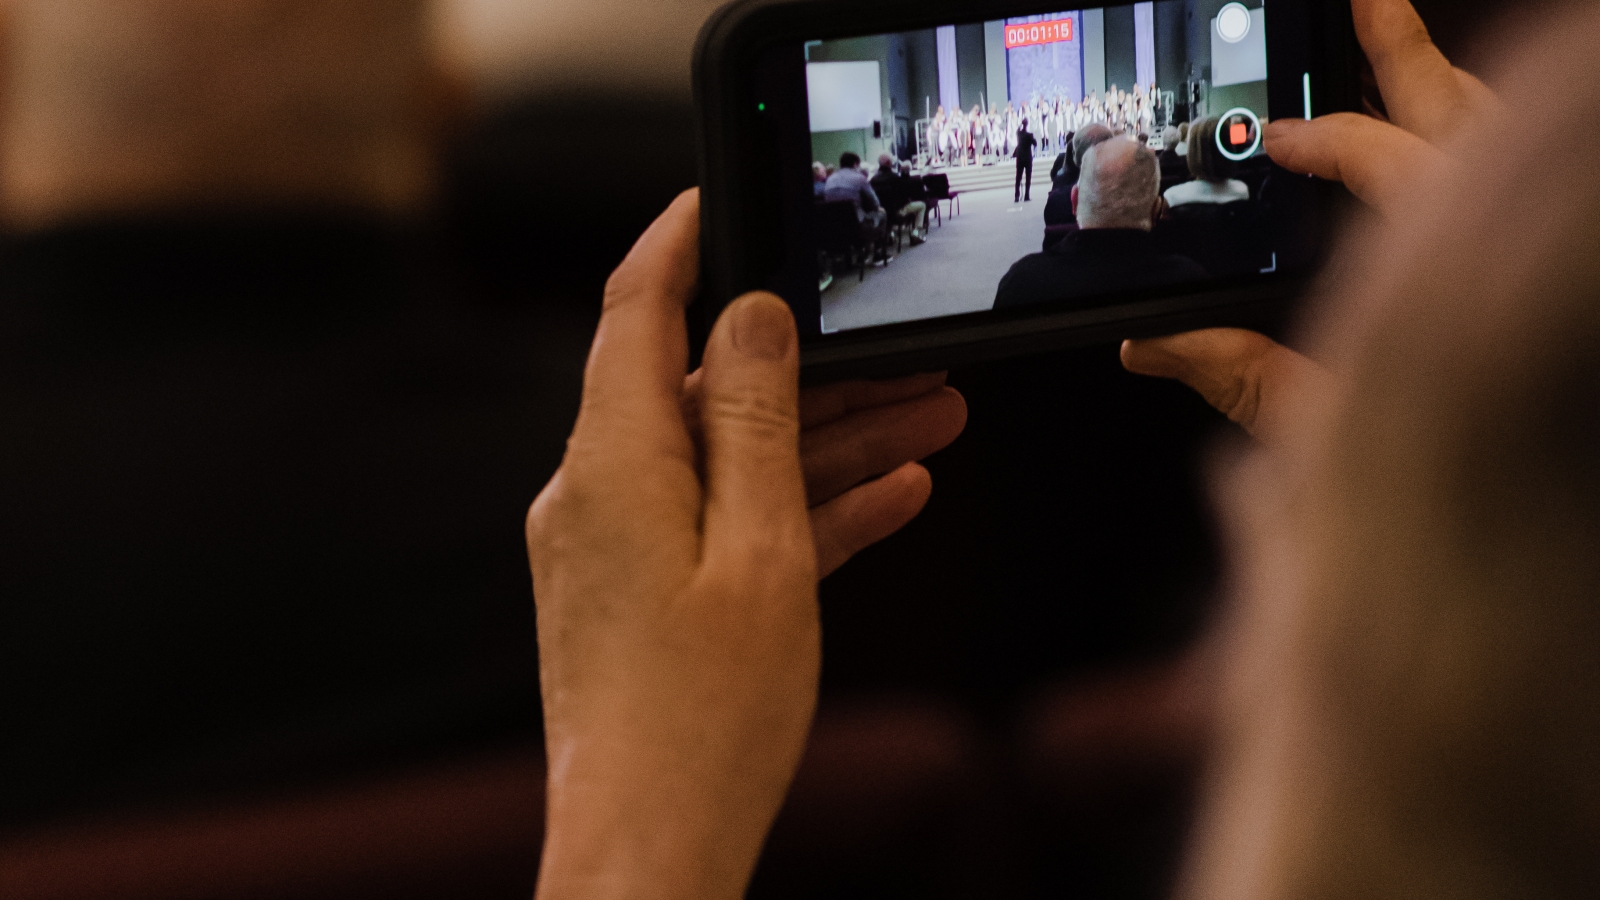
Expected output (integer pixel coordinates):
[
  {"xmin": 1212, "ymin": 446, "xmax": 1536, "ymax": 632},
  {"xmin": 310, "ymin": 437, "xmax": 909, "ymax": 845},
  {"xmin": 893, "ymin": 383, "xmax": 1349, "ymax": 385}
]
[
  {"xmin": 1077, "ymin": 137, "xmax": 1160, "ymax": 231},
  {"xmin": 1073, "ymin": 123, "xmax": 1115, "ymax": 168}
]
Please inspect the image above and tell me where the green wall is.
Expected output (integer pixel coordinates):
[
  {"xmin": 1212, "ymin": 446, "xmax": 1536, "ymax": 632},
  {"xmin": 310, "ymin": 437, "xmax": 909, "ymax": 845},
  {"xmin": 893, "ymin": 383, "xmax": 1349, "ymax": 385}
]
[
  {"xmin": 811, "ymin": 129, "xmax": 873, "ymax": 169},
  {"xmin": 1209, "ymin": 79, "xmax": 1269, "ymax": 123}
]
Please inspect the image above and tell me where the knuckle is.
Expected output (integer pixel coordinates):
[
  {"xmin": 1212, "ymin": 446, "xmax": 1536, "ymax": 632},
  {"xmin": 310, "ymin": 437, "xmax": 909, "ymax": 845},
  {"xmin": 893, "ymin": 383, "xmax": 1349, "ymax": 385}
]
[
  {"xmin": 1226, "ymin": 359, "xmax": 1268, "ymax": 431},
  {"xmin": 705, "ymin": 389, "xmax": 799, "ymax": 442},
  {"xmin": 525, "ymin": 476, "xmax": 571, "ymax": 550},
  {"xmin": 601, "ymin": 268, "xmax": 643, "ymax": 313},
  {"xmin": 525, "ymin": 468, "xmax": 597, "ymax": 555}
]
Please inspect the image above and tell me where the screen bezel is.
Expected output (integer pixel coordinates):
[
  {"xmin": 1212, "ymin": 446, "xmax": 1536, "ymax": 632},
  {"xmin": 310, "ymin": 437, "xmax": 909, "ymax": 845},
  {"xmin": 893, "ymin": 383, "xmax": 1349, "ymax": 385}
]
[{"xmin": 695, "ymin": 0, "xmax": 1360, "ymax": 381}]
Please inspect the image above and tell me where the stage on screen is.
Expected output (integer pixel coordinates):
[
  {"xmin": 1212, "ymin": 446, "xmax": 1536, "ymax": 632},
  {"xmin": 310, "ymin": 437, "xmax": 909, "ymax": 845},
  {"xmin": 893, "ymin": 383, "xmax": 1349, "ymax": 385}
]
[{"xmin": 806, "ymin": 1, "xmax": 1276, "ymax": 334}]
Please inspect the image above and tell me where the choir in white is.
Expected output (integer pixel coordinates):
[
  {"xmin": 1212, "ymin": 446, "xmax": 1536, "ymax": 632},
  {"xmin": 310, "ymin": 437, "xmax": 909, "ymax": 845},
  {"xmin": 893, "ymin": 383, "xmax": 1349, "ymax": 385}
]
[{"xmin": 920, "ymin": 83, "xmax": 1170, "ymax": 168}]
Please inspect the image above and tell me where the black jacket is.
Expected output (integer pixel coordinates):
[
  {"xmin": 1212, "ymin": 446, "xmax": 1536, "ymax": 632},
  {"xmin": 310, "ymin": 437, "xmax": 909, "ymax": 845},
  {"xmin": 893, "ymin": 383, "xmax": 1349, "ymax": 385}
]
[
  {"xmin": 993, "ymin": 227, "xmax": 1207, "ymax": 311},
  {"xmin": 1014, "ymin": 129, "xmax": 1037, "ymax": 163}
]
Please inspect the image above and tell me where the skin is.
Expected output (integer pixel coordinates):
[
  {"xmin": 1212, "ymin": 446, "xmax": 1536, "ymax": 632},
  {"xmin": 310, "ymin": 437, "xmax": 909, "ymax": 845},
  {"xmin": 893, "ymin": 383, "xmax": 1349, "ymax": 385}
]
[
  {"xmin": 1121, "ymin": 0, "xmax": 1497, "ymax": 429},
  {"xmin": 528, "ymin": 2, "xmax": 1495, "ymax": 896},
  {"xmin": 528, "ymin": 192, "xmax": 964, "ymax": 900},
  {"xmin": 1070, "ymin": 138, "xmax": 1164, "ymax": 231}
]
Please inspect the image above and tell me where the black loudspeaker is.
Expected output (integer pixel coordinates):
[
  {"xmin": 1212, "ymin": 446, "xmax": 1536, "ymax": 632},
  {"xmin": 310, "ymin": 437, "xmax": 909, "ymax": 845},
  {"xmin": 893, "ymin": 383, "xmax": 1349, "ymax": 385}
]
[{"xmin": 873, "ymin": 120, "xmax": 882, "ymax": 138}]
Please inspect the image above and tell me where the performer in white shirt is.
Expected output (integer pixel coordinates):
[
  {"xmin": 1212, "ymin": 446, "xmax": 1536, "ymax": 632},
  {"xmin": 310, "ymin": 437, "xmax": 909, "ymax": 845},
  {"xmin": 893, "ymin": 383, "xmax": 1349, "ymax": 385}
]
[
  {"xmin": 966, "ymin": 103, "xmax": 979, "ymax": 162},
  {"xmin": 1041, "ymin": 97, "xmax": 1057, "ymax": 155},
  {"xmin": 987, "ymin": 104, "xmax": 1005, "ymax": 164},
  {"xmin": 955, "ymin": 107, "xmax": 972, "ymax": 166},
  {"xmin": 946, "ymin": 108, "xmax": 963, "ymax": 166},
  {"xmin": 1004, "ymin": 101, "xmax": 1021, "ymax": 157},
  {"xmin": 931, "ymin": 106, "xmax": 948, "ymax": 167}
]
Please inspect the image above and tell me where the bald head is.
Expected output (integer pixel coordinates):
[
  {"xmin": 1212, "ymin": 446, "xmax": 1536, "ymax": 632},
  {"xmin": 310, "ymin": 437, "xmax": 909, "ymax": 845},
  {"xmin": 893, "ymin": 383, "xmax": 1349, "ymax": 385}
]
[
  {"xmin": 0, "ymin": 0, "xmax": 443, "ymax": 228},
  {"xmin": 1076, "ymin": 137, "xmax": 1160, "ymax": 231}
]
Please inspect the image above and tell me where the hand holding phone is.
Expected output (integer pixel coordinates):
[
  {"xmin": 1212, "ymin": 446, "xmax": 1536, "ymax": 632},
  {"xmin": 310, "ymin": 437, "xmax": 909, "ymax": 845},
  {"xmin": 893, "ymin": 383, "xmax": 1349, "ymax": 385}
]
[{"xmin": 1123, "ymin": 0, "xmax": 1500, "ymax": 446}]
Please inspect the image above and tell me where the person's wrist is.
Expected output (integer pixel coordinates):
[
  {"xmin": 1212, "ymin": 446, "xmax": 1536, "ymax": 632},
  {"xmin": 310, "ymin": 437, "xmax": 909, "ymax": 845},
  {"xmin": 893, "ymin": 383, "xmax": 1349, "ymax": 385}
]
[{"xmin": 537, "ymin": 757, "xmax": 772, "ymax": 900}]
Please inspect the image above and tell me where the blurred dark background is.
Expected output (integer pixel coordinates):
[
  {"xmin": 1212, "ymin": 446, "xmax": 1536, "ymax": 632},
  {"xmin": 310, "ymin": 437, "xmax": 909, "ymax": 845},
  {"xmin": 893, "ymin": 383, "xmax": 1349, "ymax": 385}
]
[{"xmin": 0, "ymin": 1, "xmax": 1504, "ymax": 898}]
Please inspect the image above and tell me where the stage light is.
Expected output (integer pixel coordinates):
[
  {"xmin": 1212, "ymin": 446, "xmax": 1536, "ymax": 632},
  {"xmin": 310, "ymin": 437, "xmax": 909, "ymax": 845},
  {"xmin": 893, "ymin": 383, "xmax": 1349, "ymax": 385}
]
[{"xmin": 1217, "ymin": 3, "xmax": 1251, "ymax": 44}]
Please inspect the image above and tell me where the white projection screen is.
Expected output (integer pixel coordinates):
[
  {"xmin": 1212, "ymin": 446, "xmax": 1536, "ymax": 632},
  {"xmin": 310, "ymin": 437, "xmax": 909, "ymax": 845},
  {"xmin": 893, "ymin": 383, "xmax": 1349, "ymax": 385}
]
[
  {"xmin": 807, "ymin": 61, "xmax": 882, "ymax": 133},
  {"xmin": 1212, "ymin": 7, "xmax": 1267, "ymax": 87}
]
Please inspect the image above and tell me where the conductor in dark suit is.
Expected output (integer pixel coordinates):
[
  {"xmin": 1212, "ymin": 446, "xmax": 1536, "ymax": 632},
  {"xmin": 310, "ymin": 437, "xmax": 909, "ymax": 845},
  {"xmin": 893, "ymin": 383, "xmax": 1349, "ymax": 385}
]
[{"xmin": 1014, "ymin": 118, "xmax": 1038, "ymax": 202}]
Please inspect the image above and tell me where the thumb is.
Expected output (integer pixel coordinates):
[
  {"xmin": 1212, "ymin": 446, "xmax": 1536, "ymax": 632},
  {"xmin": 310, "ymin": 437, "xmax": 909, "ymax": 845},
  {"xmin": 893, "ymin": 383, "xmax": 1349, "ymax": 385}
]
[
  {"xmin": 1122, "ymin": 329, "xmax": 1329, "ymax": 448},
  {"xmin": 699, "ymin": 293, "xmax": 814, "ymax": 573}
]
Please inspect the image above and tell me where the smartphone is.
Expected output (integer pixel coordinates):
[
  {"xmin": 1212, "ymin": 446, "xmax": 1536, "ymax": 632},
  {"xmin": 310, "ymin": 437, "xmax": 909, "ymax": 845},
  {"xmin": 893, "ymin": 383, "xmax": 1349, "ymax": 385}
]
[{"xmin": 693, "ymin": 0, "xmax": 1361, "ymax": 381}]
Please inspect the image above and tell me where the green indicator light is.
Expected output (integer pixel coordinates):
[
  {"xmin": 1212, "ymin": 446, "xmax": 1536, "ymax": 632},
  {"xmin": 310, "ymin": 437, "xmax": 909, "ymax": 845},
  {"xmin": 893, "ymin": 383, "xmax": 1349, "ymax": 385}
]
[{"xmin": 757, "ymin": 103, "xmax": 766, "ymax": 111}]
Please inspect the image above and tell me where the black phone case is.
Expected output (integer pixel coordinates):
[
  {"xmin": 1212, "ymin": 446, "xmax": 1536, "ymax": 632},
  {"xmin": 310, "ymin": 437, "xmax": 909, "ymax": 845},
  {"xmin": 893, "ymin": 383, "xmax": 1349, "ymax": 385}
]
[{"xmin": 694, "ymin": 0, "xmax": 1362, "ymax": 382}]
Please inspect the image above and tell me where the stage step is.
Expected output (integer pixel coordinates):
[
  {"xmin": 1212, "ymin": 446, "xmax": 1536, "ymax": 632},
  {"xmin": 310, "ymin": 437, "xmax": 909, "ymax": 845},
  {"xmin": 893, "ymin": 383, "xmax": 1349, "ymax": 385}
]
[{"xmin": 923, "ymin": 157, "xmax": 1063, "ymax": 195}]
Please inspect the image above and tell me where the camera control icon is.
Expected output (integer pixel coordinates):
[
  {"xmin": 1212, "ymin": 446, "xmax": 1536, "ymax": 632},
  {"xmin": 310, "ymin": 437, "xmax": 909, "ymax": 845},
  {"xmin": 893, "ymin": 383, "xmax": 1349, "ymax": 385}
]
[
  {"xmin": 1217, "ymin": 3, "xmax": 1252, "ymax": 44},
  {"xmin": 1215, "ymin": 107, "xmax": 1262, "ymax": 162}
]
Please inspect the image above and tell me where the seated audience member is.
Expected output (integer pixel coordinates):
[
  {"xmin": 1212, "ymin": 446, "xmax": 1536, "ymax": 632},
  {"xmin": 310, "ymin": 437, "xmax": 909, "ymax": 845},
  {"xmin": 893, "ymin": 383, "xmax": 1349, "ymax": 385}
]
[
  {"xmin": 812, "ymin": 161, "xmax": 827, "ymax": 198},
  {"xmin": 1163, "ymin": 116, "xmax": 1250, "ymax": 207},
  {"xmin": 1044, "ymin": 123, "xmax": 1115, "ymax": 228},
  {"xmin": 871, "ymin": 153, "xmax": 927, "ymax": 244},
  {"xmin": 824, "ymin": 151, "xmax": 889, "ymax": 261},
  {"xmin": 1157, "ymin": 126, "xmax": 1187, "ymax": 181},
  {"xmin": 1048, "ymin": 144, "xmax": 1074, "ymax": 190},
  {"xmin": 1175, "ymin": 121, "xmax": 1190, "ymax": 156},
  {"xmin": 997, "ymin": 137, "xmax": 1204, "ymax": 310},
  {"xmin": 823, "ymin": 152, "xmax": 876, "ymax": 211}
]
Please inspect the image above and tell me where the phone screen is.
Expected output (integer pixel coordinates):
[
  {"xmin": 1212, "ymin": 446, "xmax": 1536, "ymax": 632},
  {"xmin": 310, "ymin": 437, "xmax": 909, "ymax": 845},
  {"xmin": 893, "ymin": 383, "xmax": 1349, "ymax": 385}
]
[{"xmin": 788, "ymin": 2, "xmax": 1298, "ymax": 336}]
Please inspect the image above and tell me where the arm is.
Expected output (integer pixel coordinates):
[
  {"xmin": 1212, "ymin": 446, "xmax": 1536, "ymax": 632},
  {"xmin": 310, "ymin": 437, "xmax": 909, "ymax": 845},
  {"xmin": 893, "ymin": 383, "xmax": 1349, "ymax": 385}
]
[
  {"xmin": 861, "ymin": 182, "xmax": 881, "ymax": 213},
  {"xmin": 529, "ymin": 191, "xmax": 964, "ymax": 900}
]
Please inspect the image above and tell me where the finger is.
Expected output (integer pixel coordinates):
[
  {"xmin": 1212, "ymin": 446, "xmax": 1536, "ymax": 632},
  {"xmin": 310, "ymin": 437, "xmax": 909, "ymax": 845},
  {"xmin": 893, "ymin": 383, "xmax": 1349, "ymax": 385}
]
[
  {"xmin": 698, "ymin": 292, "xmax": 813, "ymax": 572},
  {"xmin": 570, "ymin": 189, "xmax": 700, "ymax": 456},
  {"xmin": 801, "ymin": 387, "xmax": 966, "ymax": 506},
  {"xmin": 1350, "ymin": 0, "xmax": 1473, "ymax": 142},
  {"xmin": 811, "ymin": 463, "xmax": 933, "ymax": 579},
  {"xmin": 1121, "ymin": 329, "xmax": 1329, "ymax": 449},
  {"xmin": 692, "ymin": 372, "xmax": 950, "ymax": 433},
  {"xmin": 1264, "ymin": 115, "xmax": 1448, "ymax": 214},
  {"xmin": 799, "ymin": 372, "xmax": 949, "ymax": 429}
]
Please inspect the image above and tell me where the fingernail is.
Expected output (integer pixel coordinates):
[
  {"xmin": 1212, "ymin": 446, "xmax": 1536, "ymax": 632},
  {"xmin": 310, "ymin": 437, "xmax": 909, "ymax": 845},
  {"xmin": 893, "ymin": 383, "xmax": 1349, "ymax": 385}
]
[{"xmin": 732, "ymin": 296, "xmax": 793, "ymax": 360}]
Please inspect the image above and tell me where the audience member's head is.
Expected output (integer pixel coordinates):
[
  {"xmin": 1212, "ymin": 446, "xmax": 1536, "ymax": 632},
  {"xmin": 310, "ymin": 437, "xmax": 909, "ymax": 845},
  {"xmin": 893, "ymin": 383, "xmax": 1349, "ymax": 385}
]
[
  {"xmin": 0, "ymin": 0, "xmax": 450, "ymax": 230},
  {"xmin": 1075, "ymin": 137, "xmax": 1160, "ymax": 231},
  {"xmin": 812, "ymin": 162, "xmax": 827, "ymax": 183},
  {"xmin": 1072, "ymin": 123, "xmax": 1115, "ymax": 168},
  {"xmin": 838, "ymin": 152, "xmax": 860, "ymax": 171},
  {"xmin": 1185, "ymin": 116, "xmax": 1233, "ymax": 183},
  {"xmin": 877, "ymin": 153, "xmax": 895, "ymax": 173},
  {"xmin": 1177, "ymin": 121, "xmax": 1191, "ymax": 142},
  {"xmin": 1183, "ymin": 9, "xmax": 1600, "ymax": 896},
  {"xmin": 1162, "ymin": 126, "xmax": 1181, "ymax": 149}
]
